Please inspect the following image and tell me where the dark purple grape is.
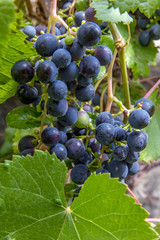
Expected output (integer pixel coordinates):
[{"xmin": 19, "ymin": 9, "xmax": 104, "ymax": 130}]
[
  {"xmin": 102, "ymin": 160, "xmax": 109, "ymax": 170},
  {"xmin": 23, "ymin": 25, "xmax": 36, "ymax": 38},
  {"xmin": 77, "ymin": 74, "xmax": 92, "ymax": 87},
  {"xmin": 134, "ymin": 98, "xmax": 155, "ymax": 116},
  {"xmin": 36, "ymin": 60, "xmax": 58, "ymax": 84},
  {"xmin": 79, "ymin": 56, "xmax": 100, "ymax": 78},
  {"xmin": 36, "ymin": 25, "xmax": 45, "ymax": 35},
  {"xmin": 95, "ymin": 123, "xmax": 115, "ymax": 146},
  {"xmin": 150, "ymin": 24, "xmax": 160, "ymax": 40},
  {"xmin": 96, "ymin": 112, "xmax": 114, "ymax": 126},
  {"xmin": 138, "ymin": 17, "xmax": 150, "ymax": 30},
  {"xmin": 33, "ymin": 96, "xmax": 44, "ymax": 110},
  {"xmin": 17, "ymin": 84, "xmax": 38, "ymax": 104},
  {"xmin": 75, "ymin": 11, "xmax": 85, "ymax": 26},
  {"xmin": 139, "ymin": 31, "xmax": 151, "ymax": 46},
  {"xmin": 94, "ymin": 45, "xmax": 113, "ymax": 66},
  {"xmin": 18, "ymin": 135, "xmax": 38, "ymax": 153},
  {"xmin": 115, "ymin": 127, "xmax": 126, "ymax": 141},
  {"xmin": 35, "ymin": 33, "xmax": 58, "ymax": 57},
  {"xmin": 96, "ymin": 169, "xmax": 109, "ymax": 174},
  {"xmin": 129, "ymin": 109, "xmax": 150, "ymax": 129},
  {"xmin": 66, "ymin": 80, "xmax": 77, "ymax": 91},
  {"xmin": 41, "ymin": 127, "xmax": 60, "ymax": 146},
  {"xmin": 108, "ymin": 160, "xmax": 129, "ymax": 178},
  {"xmin": 64, "ymin": 38, "xmax": 86, "ymax": 61},
  {"xmin": 65, "ymin": 138, "xmax": 85, "ymax": 160},
  {"xmin": 128, "ymin": 162, "xmax": 139, "ymax": 176},
  {"xmin": 59, "ymin": 62, "xmax": 79, "ymax": 82},
  {"xmin": 124, "ymin": 145, "xmax": 140, "ymax": 163},
  {"xmin": 73, "ymin": 151, "xmax": 93, "ymax": 165},
  {"xmin": 47, "ymin": 98, "xmax": 68, "ymax": 117},
  {"xmin": 83, "ymin": 104, "xmax": 94, "ymax": 112},
  {"xmin": 75, "ymin": 84, "xmax": 95, "ymax": 102},
  {"xmin": 11, "ymin": 60, "xmax": 34, "ymax": 84},
  {"xmin": 50, "ymin": 143, "xmax": 67, "ymax": 161},
  {"xmin": 92, "ymin": 93, "xmax": 100, "ymax": 106},
  {"xmin": 85, "ymin": 7, "xmax": 96, "ymax": 22},
  {"xmin": 72, "ymin": 126, "xmax": 87, "ymax": 136},
  {"xmin": 52, "ymin": 49, "xmax": 71, "ymax": 68},
  {"xmin": 59, "ymin": 26, "xmax": 67, "ymax": 34},
  {"xmin": 88, "ymin": 138, "xmax": 101, "ymax": 153},
  {"xmin": 127, "ymin": 131, "xmax": 148, "ymax": 152},
  {"xmin": 59, "ymin": 131, "xmax": 68, "ymax": 144},
  {"xmin": 20, "ymin": 149, "xmax": 34, "ymax": 156},
  {"xmin": 71, "ymin": 164, "xmax": 91, "ymax": 184},
  {"xmin": 48, "ymin": 80, "xmax": 68, "ymax": 101},
  {"xmin": 58, "ymin": 106, "xmax": 78, "ymax": 126},
  {"xmin": 77, "ymin": 22, "xmax": 101, "ymax": 46},
  {"xmin": 113, "ymin": 146, "xmax": 128, "ymax": 161}
]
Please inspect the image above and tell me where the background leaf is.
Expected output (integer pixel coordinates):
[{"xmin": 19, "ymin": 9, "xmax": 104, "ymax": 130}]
[
  {"xmin": 0, "ymin": 151, "xmax": 157, "ymax": 239},
  {"xmin": 140, "ymin": 107, "xmax": 160, "ymax": 162},
  {"xmin": 0, "ymin": 27, "xmax": 37, "ymax": 104},
  {"xmin": 6, "ymin": 106, "xmax": 42, "ymax": 129},
  {"xmin": 0, "ymin": 0, "xmax": 15, "ymax": 56},
  {"xmin": 76, "ymin": 0, "xmax": 89, "ymax": 11}
]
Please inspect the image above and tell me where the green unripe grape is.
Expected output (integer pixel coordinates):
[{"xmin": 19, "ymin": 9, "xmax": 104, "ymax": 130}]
[
  {"xmin": 75, "ymin": 111, "xmax": 90, "ymax": 128},
  {"xmin": 71, "ymin": 27, "xmax": 77, "ymax": 32},
  {"xmin": 68, "ymin": 16, "xmax": 74, "ymax": 24},
  {"xmin": 65, "ymin": 35, "xmax": 74, "ymax": 45}
]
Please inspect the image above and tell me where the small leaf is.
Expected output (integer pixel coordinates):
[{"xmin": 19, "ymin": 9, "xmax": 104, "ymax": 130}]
[
  {"xmin": 91, "ymin": 0, "xmax": 133, "ymax": 24},
  {"xmin": 0, "ymin": 152, "xmax": 157, "ymax": 239},
  {"xmin": 6, "ymin": 106, "xmax": 42, "ymax": 129},
  {"xmin": 0, "ymin": 0, "xmax": 15, "ymax": 56},
  {"xmin": 140, "ymin": 107, "xmax": 160, "ymax": 162},
  {"xmin": 76, "ymin": 0, "xmax": 89, "ymax": 11},
  {"xmin": 0, "ymin": 27, "xmax": 37, "ymax": 104}
]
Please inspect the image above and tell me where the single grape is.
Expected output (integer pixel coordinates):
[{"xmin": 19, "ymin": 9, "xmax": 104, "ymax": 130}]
[
  {"xmin": 137, "ymin": 17, "xmax": 150, "ymax": 30},
  {"xmin": 96, "ymin": 169, "xmax": 109, "ymax": 174},
  {"xmin": 58, "ymin": 106, "xmax": 78, "ymax": 126},
  {"xmin": 73, "ymin": 151, "xmax": 93, "ymax": 165},
  {"xmin": 88, "ymin": 138, "xmax": 101, "ymax": 153},
  {"xmin": 85, "ymin": 7, "xmax": 96, "ymax": 22},
  {"xmin": 36, "ymin": 60, "xmax": 58, "ymax": 84},
  {"xmin": 65, "ymin": 38, "xmax": 86, "ymax": 61},
  {"xmin": 75, "ymin": 11, "xmax": 85, "ymax": 26},
  {"xmin": 94, "ymin": 45, "xmax": 113, "ymax": 66},
  {"xmin": 113, "ymin": 146, "xmax": 128, "ymax": 161},
  {"xmin": 127, "ymin": 131, "xmax": 148, "ymax": 152},
  {"xmin": 47, "ymin": 98, "xmax": 68, "ymax": 117},
  {"xmin": 48, "ymin": 80, "xmax": 68, "ymax": 101},
  {"xmin": 18, "ymin": 135, "xmax": 38, "ymax": 153},
  {"xmin": 20, "ymin": 149, "xmax": 34, "ymax": 156},
  {"xmin": 35, "ymin": 33, "xmax": 58, "ymax": 57},
  {"xmin": 150, "ymin": 24, "xmax": 160, "ymax": 40},
  {"xmin": 22, "ymin": 25, "xmax": 36, "ymax": 38},
  {"xmin": 59, "ymin": 131, "xmax": 68, "ymax": 144},
  {"xmin": 83, "ymin": 104, "xmax": 94, "ymax": 112},
  {"xmin": 96, "ymin": 111, "xmax": 114, "ymax": 126},
  {"xmin": 128, "ymin": 162, "xmax": 139, "ymax": 176},
  {"xmin": 71, "ymin": 164, "xmax": 91, "ymax": 184},
  {"xmin": 52, "ymin": 49, "xmax": 71, "ymax": 68},
  {"xmin": 36, "ymin": 25, "xmax": 45, "ymax": 35},
  {"xmin": 77, "ymin": 74, "xmax": 92, "ymax": 87},
  {"xmin": 50, "ymin": 143, "xmax": 67, "ymax": 161},
  {"xmin": 17, "ymin": 84, "xmax": 38, "ymax": 104},
  {"xmin": 102, "ymin": 160, "xmax": 109, "ymax": 170},
  {"xmin": 95, "ymin": 123, "xmax": 115, "ymax": 146},
  {"xmin": 62, "ymin": 2, "xmax": 72, "ymax": 13},
  {"xmin": 129, "ymin": 109, "xmax": 150, "ymax": 129},
  {"xmin": 124, "ymin": 145, "xmax": 140, "ymax": 163},
  {"xmin": 92, "ymin": 93, "xmax": 100, "ymax": 106},
  {"xmin": 134, "ymin": 98, "xmax": 155, "ymax": 116},
  {"xmin": 108, "ymin": 160, "xmax": 129, "ymax": 178},
  {"xmin": 79, "ymin": 56, "xmax": 100, "ymax": 78},
  {"xmin": 114, "ymin": 120, "xmax": 124, "ymax": 127},
  {"xmin": 44, "ymin": 27, "xmax": 61, "ymax": 36},
  {"xmin": 75, "ymin": 84, "xmax": 95, "ymax": 102},
  {"xmin": 59, "ymin": 62, "xmax": 79, "ymax": 82},
  {"xmin": 115, "ymin": 127, "xmax": 126, "ymax": 141},
  {"xmin": 59, "ymin": 26, "xmax": 67, "ymax": 34},
  {"xmin": 77, "ymin": 22, "xmax": 101, "ymax": 46},
  {"xmin": 41, "ymin": 127, "xmax": 60, "ymax": 146},
  {"xmin": 139, "ymin": 31, "xmax": 151, "ymax": 46},
  {"xmin": 65, "ymin": 138, "xmax": 85, "ymax": 159},
  {"xmin": 75, "ymin": 111, "xmax": 90, "ymax": 128},
  {"xmin": 114, "ymin": 116, "xmax": 123, "ymax": 122},
  {"xmin": 11, "ymin": 60, "xmax": 34, "ymax": 84}
]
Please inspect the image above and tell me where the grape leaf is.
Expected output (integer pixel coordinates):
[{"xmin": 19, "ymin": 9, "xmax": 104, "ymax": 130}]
[
  {"xmin": 93, "ymin": 66, "xmax": 106, "ymax": 83},
  {"xmin": 6, "ymin": 106, "xmax": 43, "ymax": 129},
  {"xmin": 0, "ymin": 0, "xmax": 15, "ymax": 56},
  {"xmin": 0, "ymin": 150, "xmax": 157, "ymax": 239},
  {"xmin": 125, "ymin": 38, "xmax": 158, "ymax": 80},
  {"xmin": 112, "ymin": 0, "xmax": 138, "ymax": 14},
  {"xmin": 140, "ymin": 107, "xmax": 160, "ymax": 162},
  {"xmin": 0, "ymin": 127, "xmax": 16, "ymax": 158},
  {"xmin": 76, "ymin": 0, "xmax": 89, "ymax": 11},
  {"xmin": 95, "ymin": 35, "xmax": 115, "ymax": 52},
  {"xmin": 0, "ymin": 27, "xmax": 37, "ymax": 104},
  {"xmin": 138, "ymin": 0, "xmax": 160, "ymax": 17},
  {"xmin": 155, "ymin": 224, "xmax": 160, "ymax": 240}
]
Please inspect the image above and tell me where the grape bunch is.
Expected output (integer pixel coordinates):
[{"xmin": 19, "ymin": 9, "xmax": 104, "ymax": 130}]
[{"xmin": 10, "ymin": 2, "xmax": 155, "ymax": 196}]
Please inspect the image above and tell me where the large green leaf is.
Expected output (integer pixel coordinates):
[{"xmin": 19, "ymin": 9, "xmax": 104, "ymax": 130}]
[
  {"xmin": 138, "ymin": 0, "xmax": 160, "ymax": 17},
  {"xmin": 76, "ymin": 0, "xmax": 89, "ymax": 11},
  {"xmin": 140, "ymin": 107, "xmax": 160, "ymax": 163},
  {"xmin": 125, "ymin": 38, "xmax": 157, "ymax": 80},
  {"xmin": 0, "ymin": 150, "xmax": 157, "ymax": 239},
  {"xmin": 91, "ymin": 0, "xmax": 133, "ymax": 24},
  {"xmin": 6, "ymin": 106, "xmax": 42, "ymax": 129},
  {"xmin": 0, "ymin": 27, "xmax": 37, "ymax": 104},
  {"xmin": 0, "ymin": 0, "xmax": 15, "ymax": 55}
]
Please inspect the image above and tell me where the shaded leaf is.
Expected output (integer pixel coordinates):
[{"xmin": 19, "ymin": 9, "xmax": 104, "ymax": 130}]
[{"xmin": 76, "ymin": 0, "xmax": 89, "ymax": 11}]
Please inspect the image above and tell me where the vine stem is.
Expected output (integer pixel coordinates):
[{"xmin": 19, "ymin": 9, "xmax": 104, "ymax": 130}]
[
  {"xmin": 126, "ymin": 186, "xmax": 141, "ymax": 204},
  {"xmin": 144, "ymin": 78, "xmax": 160, "ymax": 99},
  {"xmin": 146, "ymin": 218, "xmax": 160, "ymax": 223},
  {"xmin": 105, "ymin": 48, "xmax": 117, "ymax": 112}
]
